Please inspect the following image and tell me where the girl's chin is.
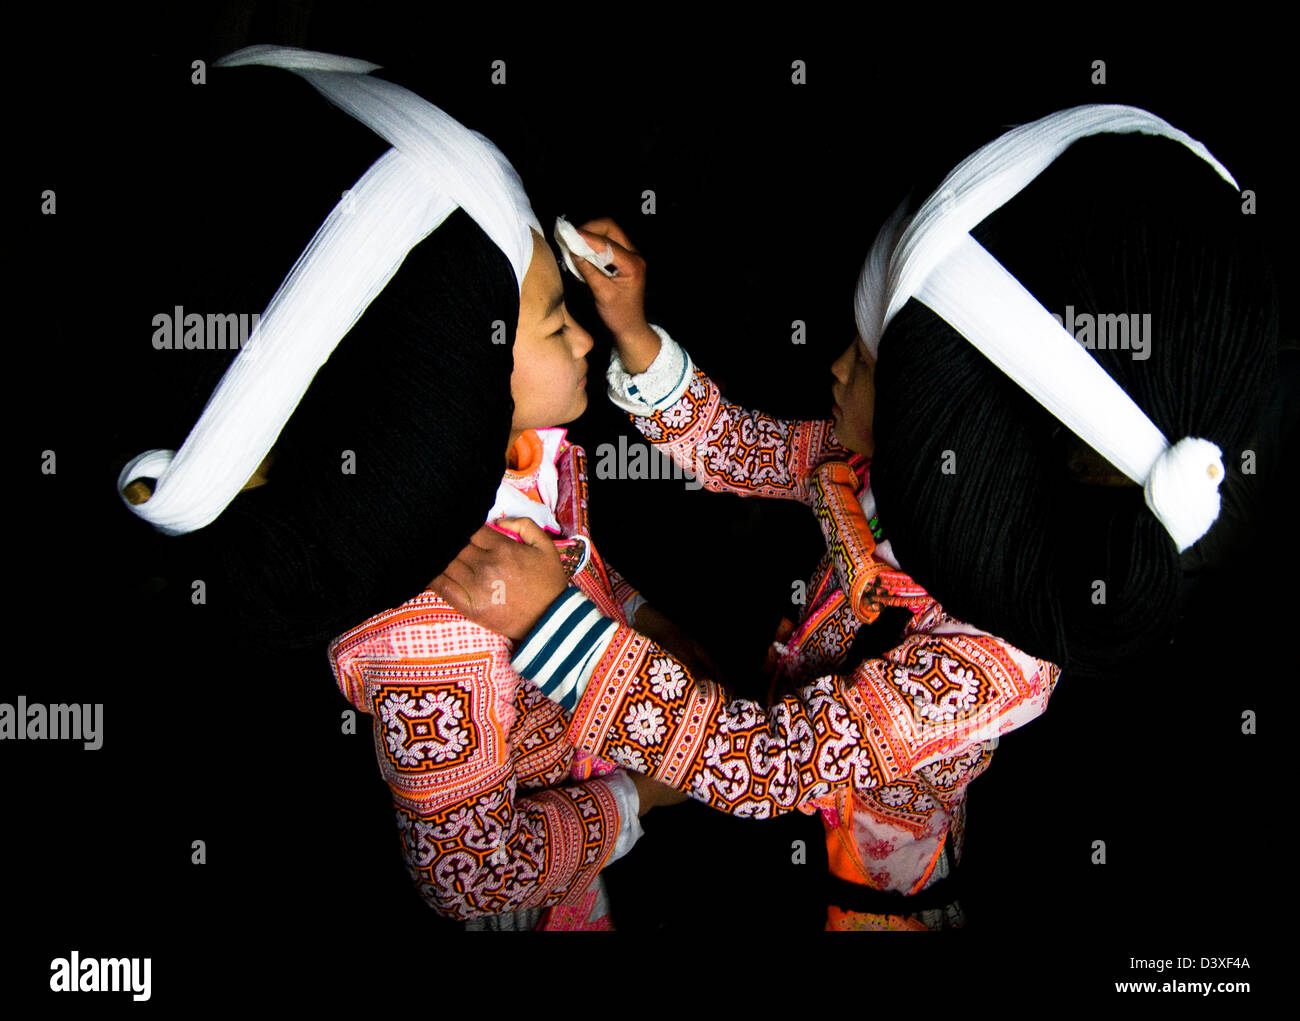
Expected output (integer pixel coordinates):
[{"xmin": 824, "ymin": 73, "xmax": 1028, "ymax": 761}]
[{"xmin": 831, "ymin": 422, "xmax": 869, "ymax": 456}]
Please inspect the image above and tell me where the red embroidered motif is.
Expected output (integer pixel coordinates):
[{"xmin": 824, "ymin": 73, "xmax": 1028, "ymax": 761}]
[
  {"xmin": 329, "ymin": 438, "xmax": 638, "ymax": 921},
  {"xmin": 592, "ymin": 359, "xmax": 1064, "ymax": 895}
]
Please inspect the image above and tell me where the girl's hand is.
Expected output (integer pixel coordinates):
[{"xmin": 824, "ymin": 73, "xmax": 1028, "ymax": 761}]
[
  {"xmin": 572, "ymin": 218, "xmax": 661, "ymax": 374},
  {"xmin": 428, "ymin": 518, "xmax": 568, "ymax": 641},
  {"xmin": 630, "ymin": 771, "xmax": 690, "ymax": 815}
]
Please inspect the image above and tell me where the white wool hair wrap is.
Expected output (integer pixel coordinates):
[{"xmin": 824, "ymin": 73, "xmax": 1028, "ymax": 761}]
[
  {"xmin": 118, "ymin": 45, "xmax": 541, "ymax": 535},
  {"xmin": 855, "ymin": 104, "xmax": 1238, "ymax": 552}
]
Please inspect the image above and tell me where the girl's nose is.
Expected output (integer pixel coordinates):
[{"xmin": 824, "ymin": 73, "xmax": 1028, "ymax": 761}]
[
  {"xmin": 831, "ymin": 340, "xmax": 855, "ymax": 384},
  {"xmin": 569, "ymin": 318, "xmax": 595, "ymax": 359}
]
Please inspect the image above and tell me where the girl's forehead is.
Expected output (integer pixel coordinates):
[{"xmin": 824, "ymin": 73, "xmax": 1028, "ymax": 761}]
[{"xmin": 521, "ymin": 232, "xmax": 563, "ymax": 311}]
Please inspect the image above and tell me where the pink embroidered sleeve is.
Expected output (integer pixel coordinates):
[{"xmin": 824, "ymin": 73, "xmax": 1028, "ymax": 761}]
[
  {"xmin": 629, "ymin": 366, "xmax": 852, "ymax": 505},
  {"xmin": 560, "ymin": 611, "xmax": 1059, "ymax": 819},
  {"xmin": 328, "ymin": 596, "xmax": 626, "ymax": 920}
]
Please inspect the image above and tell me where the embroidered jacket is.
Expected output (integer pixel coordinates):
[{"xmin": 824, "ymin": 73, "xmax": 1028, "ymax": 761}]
[
  {"xmin": 511, "ymin": 330, "xmax": 1061, "ymax": 897},
  {"xmin": 328, "ymin": 431, "xmax": 643, "ymax": 922}
]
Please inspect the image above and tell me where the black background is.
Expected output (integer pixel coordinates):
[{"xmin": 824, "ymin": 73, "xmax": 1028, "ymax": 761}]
[{"xmin": 9, "ymin": 5, "xmax": 1290, "ymax": 1005}]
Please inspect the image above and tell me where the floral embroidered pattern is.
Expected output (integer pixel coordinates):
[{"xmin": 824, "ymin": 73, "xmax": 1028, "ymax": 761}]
[
  {"xmin": 631, "ymin": 368, "xmax": 849, "ymax": 502},
  {"xmin": 328, "ymin": 435, "xmax": 638, "ymax": 921},
  {"xmin": 646, "ymin": 656, "xmax": 689, "ymax": 700},
  {"xmin": 623, "ymin": 700, "xmax": 667, "ymax": 747},
  {"xmin": 576, "ymin": 363, "xmax": 1065, "ymax": 896},
  {"xmin": 377, "ymin": 686, "xmax": 477, "ymax": 769}
]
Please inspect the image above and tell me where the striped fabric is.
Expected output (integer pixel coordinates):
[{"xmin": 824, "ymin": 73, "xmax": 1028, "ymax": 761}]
[{"xmin": 512, "ymin": 588, "xmax": 618, "ymax": 711}]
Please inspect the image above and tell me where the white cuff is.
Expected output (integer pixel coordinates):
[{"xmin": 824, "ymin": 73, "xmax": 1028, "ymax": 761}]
[
  {"xmin": 605, "ymin": 324, "xmax": 693, "ymax": 415},
  {"xmin": 601, "ymin": 770, "xmax": 645, "ymax": 865}
]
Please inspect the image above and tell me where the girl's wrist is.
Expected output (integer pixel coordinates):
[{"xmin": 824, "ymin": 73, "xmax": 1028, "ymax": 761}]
[{"xmin": 614, "ymin": 323, "xmax": 661, "ymax": 374}]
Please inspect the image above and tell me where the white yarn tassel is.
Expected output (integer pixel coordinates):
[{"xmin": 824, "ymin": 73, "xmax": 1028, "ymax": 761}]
[{"xmin": 1142, "ymin": 437, "xmax": 1225, "ymax": 552}]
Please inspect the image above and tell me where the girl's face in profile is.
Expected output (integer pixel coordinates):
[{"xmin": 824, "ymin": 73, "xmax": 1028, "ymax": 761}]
[
  {"xmin": 829, "ymin": 332, "xmax": 876, "ymax": 456},
  {"xmin": 508, "ymin": 231, "xmax": 595, "ymax": 450}
]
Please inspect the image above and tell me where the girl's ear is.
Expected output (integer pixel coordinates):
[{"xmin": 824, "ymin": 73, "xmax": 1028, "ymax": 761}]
[{"xmin": 240, "ymin": 449, "xmax": 277, "ymax": 492}]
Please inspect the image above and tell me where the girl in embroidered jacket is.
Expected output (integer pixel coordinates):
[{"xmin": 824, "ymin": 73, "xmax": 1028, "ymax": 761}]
[
  {"xmin": 433, "ymin": 129, "xmax": 1278, "ymax": 929},
  {"xmin": 120, "ymin": 57, "xmax": 693, "ymax": 930},
  {"xmin": 326, "ymin": 227, "xmax": 698, "ymax": 928}
]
